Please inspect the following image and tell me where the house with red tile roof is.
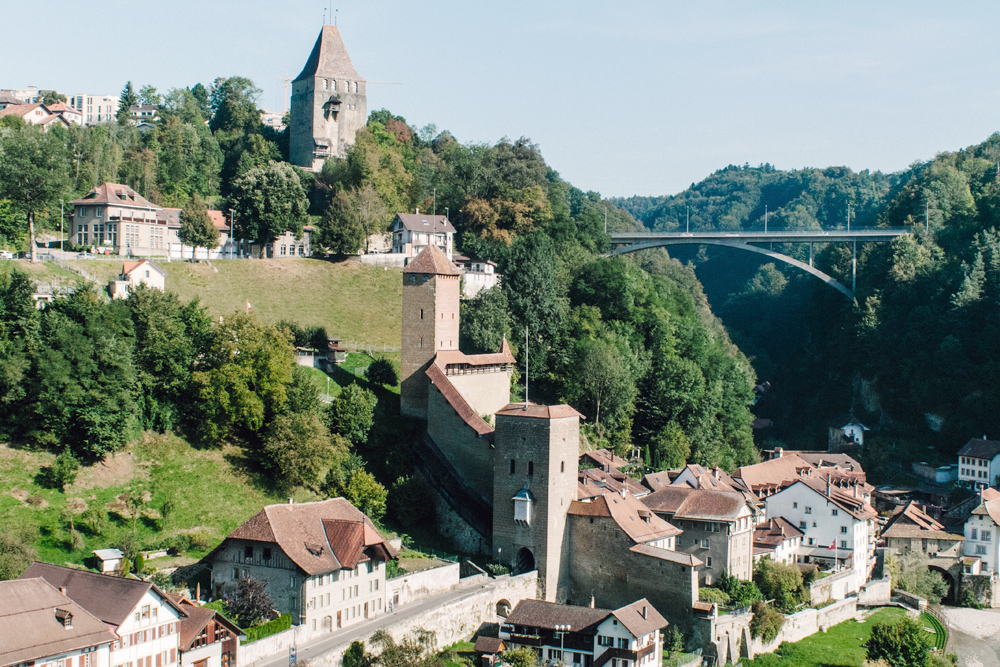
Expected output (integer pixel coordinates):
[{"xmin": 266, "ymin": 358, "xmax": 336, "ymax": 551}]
[
  {"xmin": 207, "ymin": 498, "xmax": 397, "ymax": 637},
  {"xmin": 168, "ymin": 595, "xmax": 240, "ymax": 667}
]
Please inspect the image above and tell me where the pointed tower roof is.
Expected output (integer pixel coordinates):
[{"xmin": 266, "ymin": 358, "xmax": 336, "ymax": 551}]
[
  {"xmin": 295, "ymin": 26, "xmax": 364, "ymax": 83},
  {"xmin": 403, "ymin": 244, "xmax": 460, "ymax": 276}
]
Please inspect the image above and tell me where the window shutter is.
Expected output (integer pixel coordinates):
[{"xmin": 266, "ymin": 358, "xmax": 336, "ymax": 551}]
[
  {"xmin": 169, "ymin": 650, "xmax": 176, "ymax": 664},
  {"xmin": 156, "ymin": 653, "xmax": 162, "ymax": 667}
]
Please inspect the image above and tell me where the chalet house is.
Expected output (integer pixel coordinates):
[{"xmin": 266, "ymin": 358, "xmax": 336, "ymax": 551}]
[
  {"xmin": 499, "ymin": 598, "xmax": 667, "ymax": 667},
  {"xmin": 763, "ymin": 477, "xmax": 878, "ymax": 591},
  {"xmin": 69, "ymin": 183, "xmax": 181, "ymax": 257},
  {"xmin": 391, "ymin": 213, "xmax": 455, "ymax": 260},
  {"xmin": 21, "ymin": 562, "xmax": 186, "ymax": 667},
  {"xmin": 109, "ymin": 260, "xmax": 166, "ymax": 299},
  {"xmin": 752, "ymin": 518, "xmax": 803, "ymax": 565},
  {"xmin": 641, "ymin": 487, "xmax": 754, "ymax": 584},
  {"xmin": 451, "ymin": 254, "xmax": 501, "ymax": 299},
  {"xmin": 168, "ymin": 596, "xmax": 240, "ymax": 667},
  {"xmin": 882, "ymin": 501, "xmax": 964, "ymax": 559},
  {"xmin": 964, "ymin": 490, "xmax": 1000, "ymax": 573},
  {"xmin": 957, "ymin": 437, "xmax": 1000, "ymax": 489},
  {"xmin": 0, "ymin": 578, "xmax": 116, "ymax": 667},
  {"xmin": 207, "ymin": 498, "xmax": 397, "ymax": 636}
]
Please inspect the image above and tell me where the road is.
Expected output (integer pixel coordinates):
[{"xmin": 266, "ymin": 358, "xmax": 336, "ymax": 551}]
[{"xmin": 253, "ymin": 579, "xmax": 498, "ymax": 667}]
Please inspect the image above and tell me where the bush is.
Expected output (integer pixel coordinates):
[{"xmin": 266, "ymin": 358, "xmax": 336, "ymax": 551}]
[
  {"xmin": 386, "ymin": 560, "xmax": 404, "ymax": 579},
  {"xmin": 866, "ymin": 616, "xmax": 931, "ymax": 667},
  {"xmin": 117, "ymin": 533, "xmax": 142, "ymax": 561},
  {"xmin": 37, "ymin": 450, "xmax": 80, "ymax": 491},
  {"xmin": 749, "ymin": 601, "xmax": 784, "ymax": 643},
  {"xmin": 244, "ymin": 614, "xmax": 292, "ymax": 642},
  {"xmin": 365, "ymin": 358, "xmax": 398, "ymax": 386},
  {"xmin": 959, "ymin": 587, "xmax": 982, "ymax": 609},
  {"xmin": 698, "ymin": 587, "xmax": 731, "ymax": 605},
  {"xmin": 0, "ymin": 527, "xmax": 38, "ymax": 580},
  {"xmin": 719, "ymin": 572, "xmax": 762, "ymax": 608},
  {"xmin": 486, "ymin": 563, "xmax": 510, "ymax": 576},
  {"xmin": 388, "ymin": 475, "xmax": 436, "ymax": 526},
  {"xmin": 344, "ymin": 641, "xmax": 369, "ymax": 667},
  {"xmin": 189, "ymin": 531, "xmax": 213, "ymax": 551},
  {"xmin": 134, "ymin": 552, "xmax": 145, "ymax": 574}
]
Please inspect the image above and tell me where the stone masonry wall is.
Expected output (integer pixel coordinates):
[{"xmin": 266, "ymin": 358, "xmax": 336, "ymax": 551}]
[
  {"xmin": 427, "ymin": 383, "xmax": 495, "ymax": 500},
  {"xmin": 447, "ymin": 371, "xmax": 512, "ymax": 422},
  {"xmin": 401, "ymin": 273, "xmax": 460, "ymax": 417}
]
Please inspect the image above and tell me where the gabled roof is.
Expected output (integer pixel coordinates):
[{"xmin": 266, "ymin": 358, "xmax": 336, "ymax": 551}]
[
  {"xmin": 958, "ymin": 438, "xmax": 1000, "ymax": 461},
  {"xmin": 578, "ymin": 468, "xmax": 647, "ymax": 501},
  {"xmin": 753, "ymin": 517, "xmax": 803, "ymax": 550},
  {"xmin": 393, "ymin": 213, "xmax": 456, "ymax": 233},
  {"xmin": 294, "ymin": 26, "xmax": 364, "ymax": 83},
  {"xmin": 776, "ymin": 479, "xmax": 877, "ymax": 521},
  {"xmin": 569, "ymin": 492, "xmax": 680, "ymax": 544},
  {"xmin": 224, "ymin": 498, "xmax": 397, "ymax": 576},
  {"xmin": 782, "ymin": 451, "xmax": 863, "ymax": 471},
  {"xmin": 122, "ymin": 259, "xmax": 165, "ymax": 277},
  {"xmin": 0, "ymin": 103, "xmax": 47, "ymax": 119},
  {"xmin": 207, "ymin": 210, "xmax": 230, "ymax": 231},
  {"xmin": 642, "ymin": 470, "xmax": 679, "ymax": 491},
  {"xmin": 496, "ymin": 403, "xmax": 584, "ymax": 420},
  {"xmin": 0, "ymin": 578, "xmax": 115, "ymax": 665},
  {"xmin": 733, "ymin": 454, "xmax": 814, "ymax": 492},
  {"xmin": 69, "ymin": 183, "xmax": 160, "ymax": 209},
  {"xmin": 20, "ymin": 562, "xmax": 185, "ymax": 627},
  {"xmin": 168, "ymin": 596, "xmax": 241, "ymax": 650},
  {"xmin": 505, "ymin": 599, "xmax": 611, "ymax": 633},
  {"xmin": 610, "ymin": 598, "xmax": 669, "ymax": 637},
  {"xmin": 642, "ymin": 486, "xmax": 747, "ymax": 521},
  {"xmin": 402, "ymin": 243, "xmax": 460, "ymax": 276},
  {"xmin": 582, "ymin": 448, "xmax": 630, "ymax": 471},
  {"xmin": 882, "ymin": 501, "xmax": 962, "ymax": 541},
  {"xmin": 972, "ymin": 496, "xmax": 1000, "ymax": 525},
  {"xmin": 673, "ymin": 464, "xmax": 754, "ymax": 495}
]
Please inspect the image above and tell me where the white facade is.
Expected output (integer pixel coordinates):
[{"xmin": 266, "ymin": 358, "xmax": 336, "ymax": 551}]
[
  {"xmin": 964, "ymin": 510, "xmax": 1000, "ymax": 573},
  {"xmin": 108, "ymin": 589, "xmax": 183, "ymax": 667},
  {"xmin": 593, "ymin": 616, "xmax": 662, "ymax": 667},
  {"xmin": 301, "ymin": 560, "xmax": 387, "ymax": 635},
  {"xmin": 460, "ymin": 261, "xmax": 502, "ymax": 299},
  {"xmin": 764, "ymin": 482, "xmax": 874, "ymax": 591},
  {"xmin": 26, "ymin": 642, "xmax": 112, "ymax": 667},
  {"xmin": 2, "ymin": 87, "xmax": 41, "ymax": 103},
  {"xmin": 958, "ymin": 453, "xmax": 1000, "ymax": 489},
  {"xmin": 840, "ymin": 421, "xmax": 868, "ymax": 446},
  {"xmin": 71, "ymin": 94, "xmax": 120, "ymax": 126}
]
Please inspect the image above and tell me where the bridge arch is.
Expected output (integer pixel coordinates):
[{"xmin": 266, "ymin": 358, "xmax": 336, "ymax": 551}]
[
  {"xmin": 608, "ymin": 238, "xmax": 854, "ymax": 299},
  {"xmin": 929, "ymin": 564, "xmax": 956, "ymax": 603}
]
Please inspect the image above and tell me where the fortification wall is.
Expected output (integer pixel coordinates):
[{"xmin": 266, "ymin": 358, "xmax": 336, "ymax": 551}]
[
  {"xmin": 387, "ymin": 563, "xmax": 461, "ymax": 607},
  {"xmin": 427, "ymin": 384, "xmax": 494, "ymax": 501},
  {"xmin": 447, "ymin": 371, "xmax": 511, "ymax": 420}
]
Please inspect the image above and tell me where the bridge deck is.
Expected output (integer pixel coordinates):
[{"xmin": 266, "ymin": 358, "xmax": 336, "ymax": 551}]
[{"xmin": 610, "ymin": 228, "xmax": 910, "ymax": 244}]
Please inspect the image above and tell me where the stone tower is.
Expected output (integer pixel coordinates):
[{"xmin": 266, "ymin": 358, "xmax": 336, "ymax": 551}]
[
  {"xmin": 400, "ymin": 244, "xmax": 461, "ymax": 418},
  {"xmin": 290, "ymin": 25, "xmax": 367, "ymax": 171},
  {"xmin": 492, "ymin": 404, "xmax": 582, "ymax": 602}
]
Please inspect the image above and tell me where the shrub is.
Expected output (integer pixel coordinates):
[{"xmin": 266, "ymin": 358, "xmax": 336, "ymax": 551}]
[
  {"xmin": 80, "ymin": 506, "xmax": 108, "ymax": 536},
  {"xmin": 134, "ymin": 552, "xmax": 145, "ymax": 573},
  {"xmin": 386, "ymin": 560, "xmax": 405, "ymax": 579},
  {"xmin": 698, "ymin": 587, "xmax": 731, "ymax": 605},
  {"xmin": 486, "ymin": 563, "xmax": 510, "ymax": 576},
  {"xmin": 0, "ymin": 527, "xmax": 38, "ymax": 580},
  {"xmin": 866, "ymin": 616, "xmax": 931, "ymax": 667},
  {"xmin": 25, "ymin": 496, "xmax": 44, "ymax": 506},
  {"xmin": 189, "ymin": 531, "xmax": 214, "ymax": 551},
  {"xmin": 749, "ymin": 601, "xmax": 784, "ymax": 643},
  {"xmin": 959, "ymin": 588, "xmax": 982, "ymax": 609},
  {"xmin": 117, "ymin": 533, "xmax": 142, "ymax": 561},
  {"xmin": 365, "ymin": 358, "xmax": 398, "ymax": 386},
  {"xmin": 244, "ymin": 614, "xmax": 291, "ymax": 642},
  {"xmin": 38, "ymin": 450, "xmax": 81, "ymax": 491},
  {"xmin": 719, "ymin": 572, "xmax": 762, "ymax": 608},
  {"xmin": 344, "ymin": 641, "xmax": 369, "ymax": 667}
]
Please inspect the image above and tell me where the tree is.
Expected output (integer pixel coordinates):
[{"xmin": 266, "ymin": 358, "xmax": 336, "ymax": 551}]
[
  {"xmin": 459, "ymin": 286, "xmax": 510, "ymax": 355},
  {"xmin": 138, "ymin": 85, "xmax": 161, "ymax": 107},
  {"xmin": 39, "ymin": 90, "xmax": 67, "ymax": 105},
  {"xmin": 749, "ymin": 600, "xmax": 783, "ymax": 643},
  {"xmin": 134, "ymin": 552, "xmax": 145, "ymax": 574},
  {"xmin": 341, "ymin": 469, "xmax": 388, "ymax": 523},
  {"xmin": 39, "ymin": 449, "xmax": 80, "ymax": 492},
  {"xmin": 754, "ymin": 558, "xmax": 805, "ymax": 612},
  {"xmin": 344, "ymin": 641, "xmax": 372, "ymax": 667},
  {"xmin": 317, "ymin": 188, "xmax": 365, "ymax": 254},
  {"xmin": 123, "ymin": 491, "xmax": 146, "ymax": 532},
  {"xmin": 651, "ymin": 421, "xmax": 690, "ymax": 469},
  {"xmin": 866, "ymin": 616, "xmax": 932, "ymax": 667},
  {"xmin": 565, "ymin": 337, "xmax": 636, "ymax": 430},
  {"xmin": 365, "ymin": 359, "xmax": 398, "ymax": 386},
  {"xmin": 368, "ymin": 629, "xmax": 442, "ymax": 667},
  {"xmin": 228, "ymin": 162, "xmax": 308, "ymax": 248},
  {"xmin": 209, "ymin": 77, "xmax": 263, "ymax": 135},
  {"xmin": 503, "ymin": 647, "xmax": 539, "ymax": 667},
  {"xmin": 261, "ymin": 411, "xmax": 344, "ymax": 491},
  {"xmin": 886, "ymin": 552, "xmax": 949, "ymax": 604},
  {"xmin": 225, "ymin": 575, "xmax": 273, "ymax": 627},
  {"xmin": 0, "ymin": 126, "xmax": 71, "ymax": 262},
  {"xmin": 117, "ymin": 82, "xmax": 138, "ymax": 124},
  {"xmin": 329, "ymin": 384, "xmax": 377, "ymax": 445},
  {"xmin": 665, "ymin": 627, "xmax": 684, "ymax": 659},
  {"xmin": 177, "ymin": 193, "xmax": 220, "ymax": 259},
  {"xmin": 0, "ymin": 527, "xmax": 38, "ymax": 579}
]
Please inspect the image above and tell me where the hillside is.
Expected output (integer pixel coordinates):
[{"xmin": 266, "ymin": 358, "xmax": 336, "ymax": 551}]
[{"xmin": 55, "ymin": 257, "xmax": 404, "ymax": 347}]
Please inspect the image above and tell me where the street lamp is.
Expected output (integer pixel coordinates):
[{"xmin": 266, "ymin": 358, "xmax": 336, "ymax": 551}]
[{"xmin": 555, "ymin": 624, "xmax": 571, "ymax": 665}]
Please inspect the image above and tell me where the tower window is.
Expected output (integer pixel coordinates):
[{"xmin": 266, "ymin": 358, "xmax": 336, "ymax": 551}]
[
  {"xmin": 332, "ymin": 80, "xmax": 337, "ymax": 91},
  {"xmin": 528, "ymin": 461, "xmax": 534, "ymax": 476},
  {"xmin": 510, "ymin": 460, "xmax": 516, "ymax": 474},
  {"xmin": 420, "ymin": 309, "xmax": 424, "ymax": 319},
  {"xmin": 561, "ymin": 461, "xmax": 565, "ymax": 473},
  {"xmin": 323, "ymin": 79, "xmax": 329, "ymax": 90},
  {"xmin": 354, "ymin": 82, "xmax": 359, "ymax": 93}
]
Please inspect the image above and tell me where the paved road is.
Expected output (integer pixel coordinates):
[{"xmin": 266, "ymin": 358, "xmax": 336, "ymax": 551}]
[{"xmin": 253, "ymin": 579, "xmax": 498, "ymax": 667}]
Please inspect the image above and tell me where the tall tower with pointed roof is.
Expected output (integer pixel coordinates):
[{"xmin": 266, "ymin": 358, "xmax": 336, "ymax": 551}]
[{"xmin": 290, "ymin": 25, "xmax": 367, "ymax": 170}]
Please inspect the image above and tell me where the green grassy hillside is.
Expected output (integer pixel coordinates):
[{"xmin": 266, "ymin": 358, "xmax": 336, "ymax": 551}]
[{"xmin": 55, "ymin": 258, "xmax": 404, "ymax": 347}]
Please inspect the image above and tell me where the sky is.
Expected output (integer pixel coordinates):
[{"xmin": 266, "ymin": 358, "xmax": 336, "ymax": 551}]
[{"xmin": 2, "ymin": 1, "xmax": 999, "ymax": 198}]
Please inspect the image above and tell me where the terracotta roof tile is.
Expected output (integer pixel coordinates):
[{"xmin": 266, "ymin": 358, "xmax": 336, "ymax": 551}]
[
  {"xmin": 569, "ymin": 493, "xmax": 680, "ymax": 543},
  {"xmin": 505, "ymin": 599, "xmax": 611, "ymax": 633},
  {"xmin": 69, "ymin": 183, "xmax": 161, "ymax": 209},
  {"xmin": 733, "ymin": 454, "xmax": 814, "ymax": 492},
  {"xmin": 495, "ymin": 403, "xmax": 584, "ymax": 420},
  {"xmin": 0, "ymin": 578, "xmax": 116, "ymax": 665},
  {"xmin": 578, "ymin": 468, "xmax": 648, "ymax": 501},
  {"xmin": 402, "ymin": 243, "xmax": 460, "ymax": 275},
  {"xmin": 753, "ymin": 517, "xmax": 803, "ymax": 550},
  {"xmin": 426, "ymin": 364, "xmax": 494, "ymax": 438},
  {"xmin": 582, "ymin": 448, "xmax": 630, "ymax": 470},
  {"xmin": 612, "ymin": 599, "xmax": 669, "ymax": 637},
  {"xmin": 433, "ymin": 340, "xmax": 515, "ymax": 368},
  {"xmin": 958, "ymin": 438, "xmax": 1000, "ymax": 460}
]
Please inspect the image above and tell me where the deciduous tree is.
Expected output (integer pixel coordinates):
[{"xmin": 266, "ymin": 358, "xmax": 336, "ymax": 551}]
[
  {"xmin": 177, "ymin": 193, "xmax": 220, "ymax": 259},
  {"xmin": 228, "ymin": 162, "xmax": 308, "ymax": 247}
]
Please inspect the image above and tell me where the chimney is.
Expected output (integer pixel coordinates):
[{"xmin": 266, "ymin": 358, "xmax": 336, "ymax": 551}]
[
  {"xmin": 620, "ymin": 487, "xmax": 627, "ymax": 498},
  {"xmin": 59, "ymin": 587, "xmax": 66, "ymax": 595},
  {"xmin": 590, "ymin": 595, "xmax": 596, "ymax": 609},
  {"xmin": 776, "ymin": 447, "xmax": 783, "ymax": 458},
  {"xmin": 826, "ymin": 473, "xmax": 832, "ymax": 497},
  {"xmin": 713, "ymin": 468, "xmax": 720, "ymax": 480},
  {"xmin": 288, "ymin": 497, "xmax": 293, "ymax": 504},
  {"xmin": 853, "ymin": 482, "xmax": 858, "ymax": 498}
]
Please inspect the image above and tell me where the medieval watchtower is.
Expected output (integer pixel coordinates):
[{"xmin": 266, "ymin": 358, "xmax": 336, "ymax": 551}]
[
  {"xmin": 492, "ymin": 404, "xmax": 581, "ymax": 602},
  {"xmin": 400, "ymin": 244, "xmax": 461, "ymax": 418},
  {"xmin": 290, "ymin": 25, "xmax": 367, "ymax": 171}
]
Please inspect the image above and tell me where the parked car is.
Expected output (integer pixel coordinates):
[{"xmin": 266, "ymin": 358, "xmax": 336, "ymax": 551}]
[
  {"xmin": 76, "ymin": 252, "xmax": 93, "ymax": 260},
  {"xmin": 0, "ymin": 250, "xmax": 13, "ymax": 260},
  {"xmin": 37, "ymin": 253, "xmax": 55, "ymax": 261}
]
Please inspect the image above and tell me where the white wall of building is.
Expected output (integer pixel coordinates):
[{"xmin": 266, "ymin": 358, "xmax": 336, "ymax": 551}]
[
  {"xmin": 109, "ymin": 589, "xmax": 183, "ymax": 667},
  {"xmin": 964, "ymin": 512, "xmax": 1000, "ymax": 573}
]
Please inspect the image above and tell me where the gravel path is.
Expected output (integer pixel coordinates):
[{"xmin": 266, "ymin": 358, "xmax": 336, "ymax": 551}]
[{"xmin": 937, "ymin": 606, "xmax": 1000, "ymax": 666}]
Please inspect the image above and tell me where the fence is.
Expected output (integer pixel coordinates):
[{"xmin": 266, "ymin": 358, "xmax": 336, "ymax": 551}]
[
  {"xmin": 340, "ymin": 341, "xmax": 402, "ymax": 354},
  {"xmin": 923, "ymin": 608, "xmax": 950, "ymax": 654}
]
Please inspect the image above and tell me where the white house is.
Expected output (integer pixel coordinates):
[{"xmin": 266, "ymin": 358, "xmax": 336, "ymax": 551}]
[
  {"xmin": 391, "ymin": 213, "xmax": 454, "ymax": 260},
  {"xmin": 964, "ymin": 490, "xmax": 1000, "ymax": 573},
  {"xmin": 21, "ymin": 562, "xmax": 186, "ymax": 667},
  {"xmin": 957, "ymin": 438, "xmax": 1000, "ymax": 489},
  {"xmin": 840, "ymin": 421, "xmax": 869, "ymax": 447},
  {"xmin": 752, "ymin": 517, "xmax": 803, "ymax": 566},
  {"xmin": 70, "ymin": 94, "xmax": 120, "ymax": 126},
  {"xmin": 763, "ymin": 477, "xmax": 877, "ymax": 591},
  {"xmin": 452, "ymin": 254, "xmax": 502, "ymax": 299},
  {"xmin": 0, "ymin": 578, "xmax": 115, "ymax": 667},
  {"xmin": 501, "ymin": 598, "xmax": 667, "ymax": 667},
  {"xmin": 109, "ymin": 260, "xmax": 166, "ymax": 299}
]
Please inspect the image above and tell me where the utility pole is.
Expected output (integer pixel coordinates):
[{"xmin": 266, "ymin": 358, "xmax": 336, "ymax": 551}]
[
  {"xmin": 604, "ymin": 206, "xmax": 607, "ymax": 233},
  {"xmin": 432, "ymin": 188, "xmax": 436, "ymax": 217},
  {"xmin": 524, "ymin": 326, "xmax": 529, "ymax": 408},
  {"xmin": 847, "ymin": 205, "xmax": 851, "ymax": 232},
  {"xmin": 686, "ymin": 206, "xmax": 689, "ymax": 233},
  {"xmin": 60, "ymin": 200, "xmax": 64, "ymax": 255},
  {"xmin": 852, "ymin": 240, "xmax": 857, "ymax": 294},
  {"xmin": 764, "ymin": 205, "xmax": 768, "ymax": 233},
  {"xmin": 925, "ymin": 202, "xmax": 929, "ymax": 233}
]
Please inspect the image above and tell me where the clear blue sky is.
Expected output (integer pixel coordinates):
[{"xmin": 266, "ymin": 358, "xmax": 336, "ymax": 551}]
[{"xmin": 3, "ymin": 1, "xmax": 999, "ymax": 197}]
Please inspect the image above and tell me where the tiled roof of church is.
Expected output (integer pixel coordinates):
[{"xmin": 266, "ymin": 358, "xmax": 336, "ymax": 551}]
[
  {"xmin": 294, "ymin": 25, "xmax": 363, "ymax": 83},
  {"xmin": 403, "ymin": 243, "xmax": 460, "ymax": 275}
]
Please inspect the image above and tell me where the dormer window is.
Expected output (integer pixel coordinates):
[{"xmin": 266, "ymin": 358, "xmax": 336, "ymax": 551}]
[{"xmin": 55, "ymin": 608, "xmax": 73, "ymax": 629}]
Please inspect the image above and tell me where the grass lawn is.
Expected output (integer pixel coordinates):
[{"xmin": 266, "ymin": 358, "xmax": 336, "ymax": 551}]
[
  {"xmin": 0, "ymin": 259, "xmax": 84, "ymax": 287},
  {"xmin": 742, "ymin": 607, "xmax": 908, "ymax": 667},
  {"xmin": 442, "ymin": 640, "xmax": 475, "ymax": 667},
  {"xmin": 0, "ymin": 433, "xmax": 315, "ymax": 574}
]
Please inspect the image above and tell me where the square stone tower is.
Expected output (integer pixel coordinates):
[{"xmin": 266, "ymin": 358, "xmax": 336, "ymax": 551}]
[
  {"xmin": 400, "ymin": 244, "xmax": 461, "ymax": 418},
  {"xmin": 290, "ymin": 25, "xmax": 367, "ymax": 171},
  {"xmin": 492, "ymin": 404, "xmax": 582, "ymax": 601}
]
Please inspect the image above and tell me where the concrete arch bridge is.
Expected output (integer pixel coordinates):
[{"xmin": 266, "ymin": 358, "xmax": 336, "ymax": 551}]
[{"xmin": 608, "ymin": 228, "xmax": 911, "ymax": 299}]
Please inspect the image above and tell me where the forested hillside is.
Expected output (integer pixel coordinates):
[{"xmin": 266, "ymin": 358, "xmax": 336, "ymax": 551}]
[{"xmin": 614, "ymin": 135, "xmax": 1000, "ymax": 471}]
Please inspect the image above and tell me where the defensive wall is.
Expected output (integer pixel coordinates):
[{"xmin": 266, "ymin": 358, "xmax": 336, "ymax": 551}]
[
  {"xmin": 387, "ymin": 562, "xmax": 463, "ymax": 607},
  {"xmin": 426, "ymin": 383, "xmax": 495, "ymax": 500}
]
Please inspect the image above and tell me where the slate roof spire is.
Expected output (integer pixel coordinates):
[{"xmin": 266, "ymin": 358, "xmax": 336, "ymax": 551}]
[{"xmin": 294, "ymin": 26, "xmax": 364, "ymax": 83}]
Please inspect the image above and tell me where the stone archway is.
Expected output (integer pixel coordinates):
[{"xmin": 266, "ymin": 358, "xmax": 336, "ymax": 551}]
[
  {"xmin": 496, "ymin": 599, "xmax": 512, "ymax": 617},
  {"xmin": 930, "ymin": 565, "xmax": 957, "ymax": 603},
  {"xmin": 514, "ymin": 547, "xmax": 535, "ymax": 574}
]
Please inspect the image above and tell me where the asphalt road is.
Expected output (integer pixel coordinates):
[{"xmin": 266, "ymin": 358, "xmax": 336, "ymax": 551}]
[
  {"xmin": 253, "ymin": 579, "xmax": 499, "ymax": 667},
  {"xmin": 936, "ymin": 605, "xmax": 1000, "ymax": 667}
]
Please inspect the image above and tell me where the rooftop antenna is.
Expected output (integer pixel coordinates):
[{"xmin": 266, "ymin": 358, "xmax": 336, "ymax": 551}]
[
  {"xmin": 334, "ymin": 8, "xmax": 338, "ymax": 26},
  {"xmin": 524, "ymin": 326, "xmax": 529, "ymax": 410}
]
